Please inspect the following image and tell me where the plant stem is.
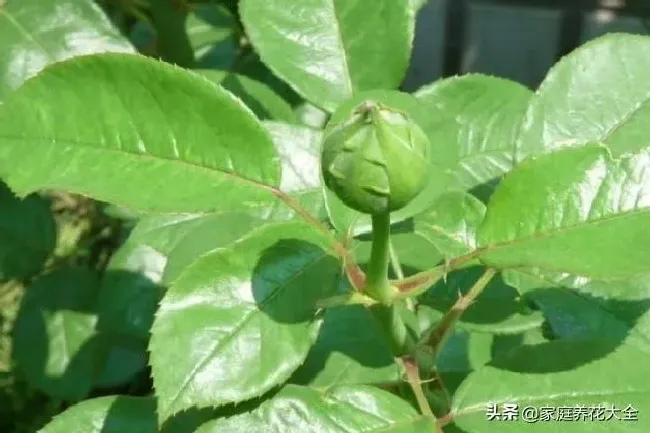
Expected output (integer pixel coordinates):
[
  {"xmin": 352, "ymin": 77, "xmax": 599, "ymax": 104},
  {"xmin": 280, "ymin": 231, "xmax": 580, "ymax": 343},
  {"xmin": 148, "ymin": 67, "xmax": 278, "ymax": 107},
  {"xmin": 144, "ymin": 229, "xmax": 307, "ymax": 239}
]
[
  {"xmin": 369, "ymin": 303, "xmax": 415, "ymax": 356},
  {"xmin": 365, "ymin": 212, "xmax": 396, "ymax": 302},
  {"xmin": 399, "ymin": 356, "xmax": 434, "ymax": 417},
  {"xmin": 423, "ymin": 268, "xmax": 497, "ymax": 355}
]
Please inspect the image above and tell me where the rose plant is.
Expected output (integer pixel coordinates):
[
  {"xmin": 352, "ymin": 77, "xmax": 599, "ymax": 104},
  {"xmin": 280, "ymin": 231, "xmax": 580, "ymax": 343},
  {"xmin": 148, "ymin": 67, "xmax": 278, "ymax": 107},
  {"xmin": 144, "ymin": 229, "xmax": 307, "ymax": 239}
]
[{"xmin": 1, "ymin": 0, "xmax": 649, "ymax": 432}]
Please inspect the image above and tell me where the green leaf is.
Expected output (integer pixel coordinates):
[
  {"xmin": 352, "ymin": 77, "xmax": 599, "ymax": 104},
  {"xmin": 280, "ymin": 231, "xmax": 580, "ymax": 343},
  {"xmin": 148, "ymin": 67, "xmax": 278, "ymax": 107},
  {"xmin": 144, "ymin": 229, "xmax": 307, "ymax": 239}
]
[
  {"xmin": 0, "ymin": 53, "xmax": 280, "ymax": 214},
  {"xmin": 419, "ymin": 266, "xmax": 544, "ymax": 335},
  {"xmin": 156, "ymin": 121, "xmax": 329, "ymax": 283},
  {"xmin": 291, "ymin": 306, "xmax": 400, "ymax": 388},
  {"xmin": 12, "ymin": 267, "xmax": 104, "ymax": 400},
  {"xmin": 295, "ymin": 101, "xmax": 329, "ymax": 129},
  {"xmin": 149, "ymin": 222, "xmax": 340, "ymax": 422},
  {"xmin": 434, "ymin": 329, "xmax": 493, "ymax": 374},
  {"xmin": 187, "ymin": 4, "xmax": 237, "ymax": 69},
  {"xmin": 478, "ymin": 144, "xmax": 650, "ymax": 279},
  {"xmin": 231, "ymin": 50, "xmax": 303, "ymax": 107},
  {"xmin": 160, "ymin": 408, "xmax": 220, "ymax": 433},
  {"xmin": 0, "ymin": 0, "xmax": 134, "ymax": 101},
  {"xmin": 162, "ymin": 211, "xmax": 268, "ymax": 284},
  {"xmin": 451, "ymin": 341, "xmax": 650, "ymax": 432},
  {"xmin": 99, "ymin": 243, "xmax": 166, "ymax": 340},
  {"xmin": 264, "ymin": 121, "xmax": 326, "ymax": 220},
  {"xmin": 240, "ymin": 0, "xmax": 415, "ymax": 111},
  {"xmin": 517, "ymin": 33, "xmax": 650, "ymax": 160},
  {"xmin": 414, "ymin": 74, "xmax": 532, "ymax": 200},
  {"xmin": 0, "ymin": 183, "xmax": 56, "ymax": 280},
  {"xmin": 39, "ymin": 395, "xmax": 156, "ymax": 433},
  {"xmin": 95, "ymin": 336, "xmax": 147, "ymax": 389},
  {"xmin": 506, "ymin": 270, "xmax": 650, "ymax": 355},
  {"xmin": 149, "ymin": 0, "xmax": 195, "ymax": 67},
  {"xmin": 197, "ymin": 70, "xmax": 296, "ymax": 122},
  {"xmin": 414, "ymin": 191, "xmax": 486, "ymax": 259},
  {"xmin": 196, "ymin": 384, "xmax": 435, "ymax": 432}
]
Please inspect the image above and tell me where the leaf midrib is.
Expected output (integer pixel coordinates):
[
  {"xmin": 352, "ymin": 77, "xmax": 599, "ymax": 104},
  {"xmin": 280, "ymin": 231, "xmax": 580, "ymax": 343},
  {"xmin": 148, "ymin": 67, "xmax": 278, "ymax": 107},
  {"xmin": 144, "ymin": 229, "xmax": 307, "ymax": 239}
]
[
  {"xmin": 479, "ymin": 204, "xmax": 649, "ymax": 256},
  {"xmin": 0, "ymin": 134, "xmax": 276, "ymax": 192}
]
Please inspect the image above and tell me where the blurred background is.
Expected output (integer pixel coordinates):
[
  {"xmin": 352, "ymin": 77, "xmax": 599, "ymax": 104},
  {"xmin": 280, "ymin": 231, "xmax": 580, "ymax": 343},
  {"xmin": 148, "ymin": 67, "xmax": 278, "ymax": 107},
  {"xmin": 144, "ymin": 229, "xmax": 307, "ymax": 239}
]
[{"xmin": 404, "ymin": 0, "xmax": 650, "ymax": 90}]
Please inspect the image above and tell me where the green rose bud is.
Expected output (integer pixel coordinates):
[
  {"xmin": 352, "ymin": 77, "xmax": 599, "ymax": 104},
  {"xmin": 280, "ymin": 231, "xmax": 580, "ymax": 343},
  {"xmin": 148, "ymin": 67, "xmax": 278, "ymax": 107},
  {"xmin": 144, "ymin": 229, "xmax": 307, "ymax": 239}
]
[{"xmin": 321, "ymin": 101, "xmax": 430, "ymax": 215}]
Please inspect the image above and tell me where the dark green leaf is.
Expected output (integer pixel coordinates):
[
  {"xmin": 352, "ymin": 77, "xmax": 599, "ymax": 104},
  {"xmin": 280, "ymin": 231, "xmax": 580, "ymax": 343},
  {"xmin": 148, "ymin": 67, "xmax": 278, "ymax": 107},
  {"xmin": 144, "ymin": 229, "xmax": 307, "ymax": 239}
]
[
  {"xmin": 12, "ymin": 267, "xmax": 104, "ymax": 400},
  {"xmin": 419, "ymin": 267, "xmax": 544, "ymax": 335},
  {"xmin": 197, "ymin": 70, "xmax": 296, "ymax": 122},
  {"xmin": 187, "ymin": 4, "xmax": 237, "ymax": 69},
  {"xmin": 39, "ymin": 395, "xmax": 156, "ymax": 433},
  {"xmin": 506, "ymin": 270, "xmax": 650, "ymax": 355},
  {"xmin": 149, "ymin": 222, "xmax": 340, "ymax": 422},
  {"xmin": 150, "ymin": 0, "xmax": 195, "ymax": 67},
  {"xmin": 95, "ymin": 336, "xmax": 147, "ymax": 389},
  {"xmin": 99, "ymin": 243, "xmax": 166, "ymax": 340},
  {"xmin": 434, "ymin": 329, "xmax": 493, "ymax": 374},
  {"xmin": 0, "ymin": 183, "xmax": 55, "ymax": 280},
  {"xmin": 240, "ymin": 0, "xmax": 415, "ymax": 111},
  {"xmin": 291, "ymin": 306, "xmax": 400, "ymax": 388}
]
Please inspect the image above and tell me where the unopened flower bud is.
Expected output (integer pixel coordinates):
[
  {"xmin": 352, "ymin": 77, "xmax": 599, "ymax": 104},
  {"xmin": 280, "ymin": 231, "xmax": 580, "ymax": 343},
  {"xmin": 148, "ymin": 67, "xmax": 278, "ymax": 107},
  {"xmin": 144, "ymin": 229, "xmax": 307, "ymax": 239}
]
[{"xmin": 321, "ymin": 101, "xmax": 430, "ymax": 214}]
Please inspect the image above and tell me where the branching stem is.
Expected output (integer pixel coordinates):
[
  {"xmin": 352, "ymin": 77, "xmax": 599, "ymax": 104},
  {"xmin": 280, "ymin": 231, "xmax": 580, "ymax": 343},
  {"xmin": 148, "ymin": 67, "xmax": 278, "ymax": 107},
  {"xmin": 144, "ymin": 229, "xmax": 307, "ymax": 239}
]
[
  {"xmin": 399, "ymin": 356, "xmax": 434, "ymax": 417},
  {"xmin": 423, "ymin": 268, "xmax": 497, "ymax": 355}
]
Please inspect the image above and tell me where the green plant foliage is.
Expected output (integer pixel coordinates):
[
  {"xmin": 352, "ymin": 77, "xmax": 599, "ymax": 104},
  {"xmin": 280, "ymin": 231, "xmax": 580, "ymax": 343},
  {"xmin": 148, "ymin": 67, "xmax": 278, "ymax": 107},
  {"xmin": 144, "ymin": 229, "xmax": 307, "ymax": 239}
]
[
  {"xmin": 12, "ymin": 267, "xmax": 104, "ymax": 401},
  {"xmin": 240, "ymin": 0, "xmax": 414, "ymax": 111},
  {"xmin": 0, "ymin": 54, "xmax": 279, "ymax": 213},
  {"xmin": 0, "ymin": 183, "xmax": 56, "ymax": 281},
  {"xmin": 149, "ymin": 222, "xmax": 341, "ymax": 422},
  {"xmin": 195, "ymin": 385, "xmax": 436, "ymax": 432},
  {"xmin": 39, "ymin": 395, "xmax": 157, "ymax": 433},
  {"xmin": 2, "ymin": 4, "xmax": 650, "ymax": 433},
  {"xmin": 414, "ymin": 74, "xmax": 532, "ymax": 201},
  {"xmin": 517, "ymin": 33, "xmax": 650, "ymax": 160},
  {"xmin": 478, "ymin": 144, "xmax": 650, "ymax": 279},
  {"xmin": 0, "ymin": 0, "xmax": 134, "ymax": 100},
  {"xmin": 451, "ymin": 341, "xmax": 650, "ymax": 432},
  {"xmin": 198, "ymin": 70, "xmax": 296, "ymax": 122}
]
